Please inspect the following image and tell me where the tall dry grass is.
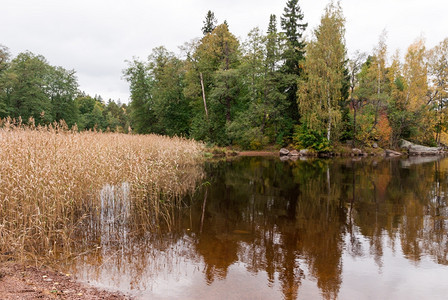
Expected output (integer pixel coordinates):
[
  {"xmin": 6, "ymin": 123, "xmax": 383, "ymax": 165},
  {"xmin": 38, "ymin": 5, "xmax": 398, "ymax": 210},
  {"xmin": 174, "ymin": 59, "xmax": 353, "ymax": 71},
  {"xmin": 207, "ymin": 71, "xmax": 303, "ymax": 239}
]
[{"xmin": 0, "ymin": 118, "xmax": 204, "ymax": 263}]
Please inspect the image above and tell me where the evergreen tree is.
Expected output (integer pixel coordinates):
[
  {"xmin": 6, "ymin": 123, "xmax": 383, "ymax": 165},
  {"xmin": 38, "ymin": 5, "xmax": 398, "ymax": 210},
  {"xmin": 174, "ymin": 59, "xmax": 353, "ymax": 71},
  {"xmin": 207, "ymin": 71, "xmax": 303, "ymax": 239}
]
[
  {"xmin": 266, "ymin": 15, "xmax": 278, "ymax": 71},
  {"xmin": 189, "ymin": 23, "xmax": 240, "ymax": 144},
  {"xmin": 280, "ymin": 0, "xmax": 308, "ymax": 137},
  {"xmin": 202, "ymin": 10, "xmax": 217, "ymax": 35},
  {"xmin": 281, "ymin": 0, "xmax": 307, "ymax": 74}
]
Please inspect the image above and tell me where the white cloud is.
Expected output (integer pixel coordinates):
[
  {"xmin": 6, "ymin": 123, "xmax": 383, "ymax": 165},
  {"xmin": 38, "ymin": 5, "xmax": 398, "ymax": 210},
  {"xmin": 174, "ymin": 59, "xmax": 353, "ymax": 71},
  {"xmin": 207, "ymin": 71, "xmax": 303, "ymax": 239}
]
[{"xmin": 1, "ymin": 0, "xmax": 447, "ymax": 102}]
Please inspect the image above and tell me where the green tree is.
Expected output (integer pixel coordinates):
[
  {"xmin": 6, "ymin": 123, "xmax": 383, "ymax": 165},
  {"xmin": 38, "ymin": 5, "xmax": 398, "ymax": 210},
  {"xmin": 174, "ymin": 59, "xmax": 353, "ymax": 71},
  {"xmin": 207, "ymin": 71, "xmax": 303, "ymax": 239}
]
[
  {"xmin": 188, "ymin": 23, "xmax": 240, "ymax": 144},
  {"xmin": 75, "ymin": 94, "xmax": 106, "ymax": 130},
  {"xmin": 428, "ymin": 38, "xmax": 448, "ymax": 144},
  {"xmin": 280, "ymin": 0, "xmax": 308, "ymax": 130},
  {"xmin": 202, "ymin": 10, "xmax": 217, "ymax": 35},
  {"xmin": 354, "ymin": 33, "xmax": 391, "ymax": 145},
  {"xmin": 297, "ymin": 1, "xmax": 346, "ymax": 144},
  {"xmin": 148, "ymin": 46, "xmax": 191, "ymax": 136},
  {"xmin": 46, "ymin": 66, "xmax": 79, "ymax": 127},
  {"xmin": 348, "ymin": 50, "xmax": 367, "ymax": 146},
  {"xmin": 3, "ymin": 52, "xmax": 53, "ymax": 123},
  {"xmin": 123, "ymin": 59, "xmax": 155, "ymax": 133},
  {"xmin": 103, "ymin": 99, "xmax": 129, "ymax": 132},
  {"xmin": 0, "ymin": 45, "xmax": 11, "ymax": 118}
]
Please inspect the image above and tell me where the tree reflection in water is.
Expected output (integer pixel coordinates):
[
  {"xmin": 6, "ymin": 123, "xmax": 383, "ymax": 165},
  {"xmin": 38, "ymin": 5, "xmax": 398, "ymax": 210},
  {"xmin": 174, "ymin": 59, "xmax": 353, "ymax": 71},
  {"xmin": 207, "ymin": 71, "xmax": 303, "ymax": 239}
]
[{"xmin": 67, "ymin": 156, "xmax": 448, "ymax": 299}]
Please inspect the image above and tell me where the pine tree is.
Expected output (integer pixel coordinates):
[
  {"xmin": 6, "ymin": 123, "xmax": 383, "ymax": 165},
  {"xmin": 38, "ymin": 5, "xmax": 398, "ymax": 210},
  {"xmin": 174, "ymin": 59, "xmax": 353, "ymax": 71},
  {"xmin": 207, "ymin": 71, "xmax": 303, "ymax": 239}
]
[
  {"xmin": 281, "ymin": 0, "xmax": 307, "ymax": 74},
  {"xmin": 280, "ymin": 0, "xmax": 308, "ymax": 137},
  {"xmin": 202, "ymin": 10, "xmax": 217, "ymax": 35},
  {"xmin": 266, "ymin": 15, "xmax": 278, "ymax": 72}
]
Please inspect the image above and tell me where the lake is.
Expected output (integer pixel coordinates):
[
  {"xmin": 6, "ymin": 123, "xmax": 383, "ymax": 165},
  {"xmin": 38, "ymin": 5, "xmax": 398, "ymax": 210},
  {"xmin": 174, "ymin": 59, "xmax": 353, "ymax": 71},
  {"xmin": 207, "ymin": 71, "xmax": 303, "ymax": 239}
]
[{"xmin": 65, "ymin": 156, "xmax": 448, "ymax": 299}]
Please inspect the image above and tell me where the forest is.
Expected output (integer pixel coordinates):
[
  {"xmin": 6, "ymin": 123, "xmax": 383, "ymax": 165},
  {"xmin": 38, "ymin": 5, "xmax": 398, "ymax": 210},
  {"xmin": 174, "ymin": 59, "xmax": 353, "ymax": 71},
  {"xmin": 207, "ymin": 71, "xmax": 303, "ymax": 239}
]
[{"xmin": 1, "ymin": 0, "xmax": 448, "ymax": 151}]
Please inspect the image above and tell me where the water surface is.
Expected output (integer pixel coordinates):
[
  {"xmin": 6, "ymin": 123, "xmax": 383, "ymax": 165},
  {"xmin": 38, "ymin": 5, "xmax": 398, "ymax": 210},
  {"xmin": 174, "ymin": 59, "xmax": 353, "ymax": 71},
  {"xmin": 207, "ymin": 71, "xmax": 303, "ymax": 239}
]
[{"xmin": 67, "ymin": 156, "xmax": 448, "ymax": 299}]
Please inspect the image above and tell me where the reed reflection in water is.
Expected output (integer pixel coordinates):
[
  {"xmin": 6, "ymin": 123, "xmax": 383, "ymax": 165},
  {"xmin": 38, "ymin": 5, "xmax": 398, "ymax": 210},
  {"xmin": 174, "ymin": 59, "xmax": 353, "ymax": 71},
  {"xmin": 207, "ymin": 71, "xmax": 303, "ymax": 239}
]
[{"xmin": 67, "ymin": 156, "xmax": 448, "ymax": 300}]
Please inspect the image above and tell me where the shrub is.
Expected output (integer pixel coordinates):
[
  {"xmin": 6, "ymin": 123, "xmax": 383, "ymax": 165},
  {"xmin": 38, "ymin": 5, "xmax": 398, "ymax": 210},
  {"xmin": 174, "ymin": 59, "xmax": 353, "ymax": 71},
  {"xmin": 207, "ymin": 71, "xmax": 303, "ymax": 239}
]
[{"xmin": 293, "ymin": 125, "xmax": 331, "ymax": 152}]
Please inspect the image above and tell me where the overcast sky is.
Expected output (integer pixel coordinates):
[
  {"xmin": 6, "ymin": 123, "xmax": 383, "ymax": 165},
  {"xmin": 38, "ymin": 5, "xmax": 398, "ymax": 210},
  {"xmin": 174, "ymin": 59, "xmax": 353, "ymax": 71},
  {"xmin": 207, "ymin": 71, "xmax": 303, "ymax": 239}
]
[{"xmin": 1, "ymin": 0, "xmax": 447, "ymax": 103}]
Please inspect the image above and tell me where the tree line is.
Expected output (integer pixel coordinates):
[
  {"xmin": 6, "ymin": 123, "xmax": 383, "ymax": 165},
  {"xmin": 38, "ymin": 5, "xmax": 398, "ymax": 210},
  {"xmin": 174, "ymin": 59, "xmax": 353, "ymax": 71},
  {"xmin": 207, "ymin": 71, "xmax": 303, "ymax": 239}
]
[
  {"xmin": 0, "ymin": 48, "xmax": 130, "ymax": 132},
  {"xmin": 124, "ymin": 0, "xmax": 448, "ymax": 150},
  {"xmin": 1, "ymin": 0, "xmax": 448, "ymax": 150}
]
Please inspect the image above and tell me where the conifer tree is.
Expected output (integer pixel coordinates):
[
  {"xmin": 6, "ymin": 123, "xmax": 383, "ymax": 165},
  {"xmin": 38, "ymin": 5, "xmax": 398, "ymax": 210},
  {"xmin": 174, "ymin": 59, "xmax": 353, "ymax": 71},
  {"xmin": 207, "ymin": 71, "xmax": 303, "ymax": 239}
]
[
  {"xmin": 281, "ymin": 0, "xmax": 307, "ymax": 74},
  {"xmin": 280, "ymin": 0, "xmax": 308, "ymax": 135},
  {"xmin": 202, "ymin": 10, "xmax": 217, "ymax": 35}
]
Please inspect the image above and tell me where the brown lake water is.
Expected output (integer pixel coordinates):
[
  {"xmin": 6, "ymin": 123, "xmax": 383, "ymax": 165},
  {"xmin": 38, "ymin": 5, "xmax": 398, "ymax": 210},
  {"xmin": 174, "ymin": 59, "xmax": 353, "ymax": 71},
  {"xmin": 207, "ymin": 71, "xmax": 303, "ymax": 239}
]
[{"xmin": 66, "ymin": 156, "xmax": 448, "ymax": 299}]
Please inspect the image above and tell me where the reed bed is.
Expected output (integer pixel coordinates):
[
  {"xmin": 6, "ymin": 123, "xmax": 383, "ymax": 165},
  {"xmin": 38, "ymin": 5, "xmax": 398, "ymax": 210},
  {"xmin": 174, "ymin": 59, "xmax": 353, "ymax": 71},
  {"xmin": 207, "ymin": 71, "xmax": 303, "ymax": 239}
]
[{"xmin": 0, "ymin": 118, "xmax": 204, "ymax": 263}]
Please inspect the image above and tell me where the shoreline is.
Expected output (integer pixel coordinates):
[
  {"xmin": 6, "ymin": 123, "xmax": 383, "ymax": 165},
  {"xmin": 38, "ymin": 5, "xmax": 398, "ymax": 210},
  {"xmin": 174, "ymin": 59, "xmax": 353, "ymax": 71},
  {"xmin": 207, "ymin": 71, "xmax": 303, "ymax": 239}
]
[{"xmin": 0, "ymin": 262, "xmax": 132, "ymax": 300}]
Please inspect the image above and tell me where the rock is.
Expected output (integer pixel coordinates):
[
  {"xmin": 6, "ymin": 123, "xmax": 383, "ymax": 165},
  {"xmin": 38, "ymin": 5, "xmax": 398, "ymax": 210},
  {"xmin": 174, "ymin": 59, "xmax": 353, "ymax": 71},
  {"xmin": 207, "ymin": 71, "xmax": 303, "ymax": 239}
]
[
  {"xmin": 288, "ymin": 150, "xmax": 300, "ymax": 156},
  {"xmin": 299, "ymin": 149, "xmax": 311, "ymax": 156},
  {"xmin": 409, "ymin": 145, "xmax": 442, "ymax": 156},
  {"xmin": 399, "ymin": 139, "xmax": 442, "ymax": 155},
  {"xmin": 372, "ymin": 142, "xmax": 378, "ymax": 148},
  {"xmin": 399, "ymin": 139, "xmax": 414, "ymax": 149},
  {"xmin": 351, "ymin": 148, "xmax": 363, "ymax": 156},
  {"xmin": 385, "ymin": 149, "xmax": 402, "ymax": 157},
  {"xmin": 279, "ymin": 148, "xmax": 290, "ymax": 156}
]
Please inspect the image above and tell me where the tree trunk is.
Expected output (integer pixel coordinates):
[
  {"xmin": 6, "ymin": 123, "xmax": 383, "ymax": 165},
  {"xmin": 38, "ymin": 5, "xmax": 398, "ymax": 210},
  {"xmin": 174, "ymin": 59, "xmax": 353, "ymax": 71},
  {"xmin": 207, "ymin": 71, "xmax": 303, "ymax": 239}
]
[
  {"xmin": 327, "ymin": 91, "xmax": 331, "ymax": 142},
  {"xmin": 353, "ymin": 101, "xmax": 357, "ymax": 147},
  {"xmin": 199, "ymin": 72, "xmax": 208, "ymax": 119}
]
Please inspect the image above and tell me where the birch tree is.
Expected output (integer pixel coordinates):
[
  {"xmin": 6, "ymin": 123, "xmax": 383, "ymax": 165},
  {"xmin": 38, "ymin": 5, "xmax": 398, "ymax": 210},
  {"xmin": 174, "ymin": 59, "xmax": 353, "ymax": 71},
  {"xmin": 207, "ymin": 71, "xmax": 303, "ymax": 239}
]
[{"xmin": 297, "ymin": 1, "xmax": 346, "ymax": 143}]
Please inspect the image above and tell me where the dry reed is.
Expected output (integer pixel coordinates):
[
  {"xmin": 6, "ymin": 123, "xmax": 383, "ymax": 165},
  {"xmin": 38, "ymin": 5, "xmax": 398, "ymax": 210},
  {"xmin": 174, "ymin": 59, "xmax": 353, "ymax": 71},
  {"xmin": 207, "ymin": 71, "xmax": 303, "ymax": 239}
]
[{"xmin": 0, "ymin": 118, "xmax": 204, "ymax": 263}]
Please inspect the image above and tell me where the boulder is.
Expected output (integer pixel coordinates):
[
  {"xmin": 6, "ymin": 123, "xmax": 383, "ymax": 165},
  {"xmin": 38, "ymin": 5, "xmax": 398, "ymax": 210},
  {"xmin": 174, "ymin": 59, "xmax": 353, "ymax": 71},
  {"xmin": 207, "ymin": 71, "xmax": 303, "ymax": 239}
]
[
  {"xmin": 399, "ymin": 139, "xmax": 414, "ymax": 149},
  {"xmin": 409, "ymin": 145, "xmax": 442, "ymax": 156},
  {"xmin": 279, "ymin": 148, "xmax": 290, "ymax": 156},
  {"xmin": 351, "ymin": 148, "xmax": 363, "ymax": 156},
  {"xmin": 288, "ymin": 150, "xmax": 300, "ymax": 156},
  {"xmin": 385, "ymin": 149, "xmax": 402, "ymax": 157},
  {"xmin": 299, "ymin": 149, "xmax": 311, "ymax": 156},
  {"xmin": 400, "ymin": 139, "xmax": 442, "ymax": 155}
]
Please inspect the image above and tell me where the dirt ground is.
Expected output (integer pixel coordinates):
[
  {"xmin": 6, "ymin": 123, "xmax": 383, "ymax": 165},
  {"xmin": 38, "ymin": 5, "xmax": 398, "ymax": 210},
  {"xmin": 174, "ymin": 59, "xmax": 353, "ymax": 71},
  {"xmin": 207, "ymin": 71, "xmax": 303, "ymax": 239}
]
[{"xmin": 0, "ymin": 262, "xmax": 133, "ymax": 299}]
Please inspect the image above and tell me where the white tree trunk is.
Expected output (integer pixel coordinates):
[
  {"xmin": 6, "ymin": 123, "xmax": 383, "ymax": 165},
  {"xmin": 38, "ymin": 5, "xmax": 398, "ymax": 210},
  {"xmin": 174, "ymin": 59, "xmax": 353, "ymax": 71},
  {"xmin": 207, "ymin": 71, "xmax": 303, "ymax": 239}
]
[{"xmin": 199, "ymin": 72, "xmax": 208, "ymax": 119}]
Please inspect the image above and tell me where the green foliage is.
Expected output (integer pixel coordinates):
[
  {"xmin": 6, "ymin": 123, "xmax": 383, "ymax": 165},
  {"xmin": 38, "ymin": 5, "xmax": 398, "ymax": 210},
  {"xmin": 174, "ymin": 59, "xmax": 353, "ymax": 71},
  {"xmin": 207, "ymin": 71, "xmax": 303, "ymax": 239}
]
[
  {"xmin": 298, "ymin": 2, "xmax": 346, "ymax": 144},
  {"xmin": 293, "ymin": 125, "xmax": 331, "ymax": 152},
  {"xmin": 202, "ymin": 10, "xmax": 217, "ymax": 35},
  {"xmin": 123, "ymin": 59, "xmax": 155, "ymax": 134},
  {"xmin": 280, "ymin": 0, "xmax": 307, "ymax": 73},
  {"xmin": 3, "ymin": 52, "xmax": 53, "ymax": 123}
]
